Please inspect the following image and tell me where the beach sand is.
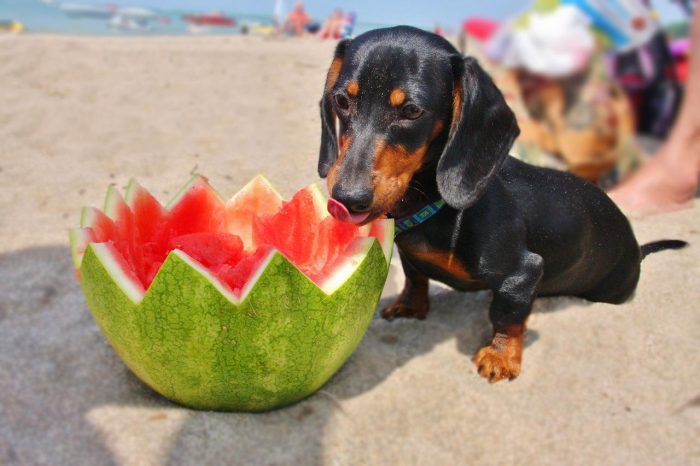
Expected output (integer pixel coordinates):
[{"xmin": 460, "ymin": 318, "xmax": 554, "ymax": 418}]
[{"xmin": 0, "ymin": 35, "xmax": 698, "ymax": 465}]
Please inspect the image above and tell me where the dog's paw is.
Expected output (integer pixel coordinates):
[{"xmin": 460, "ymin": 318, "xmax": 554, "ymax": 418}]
[
  {"xmin": 380, "ymin": 302, "xmax": 429, "ymax": 320},
  {"xmin": 473, "ymin": 339, "xmax": 522, "ymax": 383}
]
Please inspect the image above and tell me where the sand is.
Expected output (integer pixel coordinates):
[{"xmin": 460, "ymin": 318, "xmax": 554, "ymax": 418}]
[{"xmin": 0, "ymin": 35, "xmax": 698, "ymax": 466}]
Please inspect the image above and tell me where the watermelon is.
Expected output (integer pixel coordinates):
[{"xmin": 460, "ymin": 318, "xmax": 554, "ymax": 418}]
[{"xmin": 69, "ymin": 175, "xmax": 393, "ymax": 411}]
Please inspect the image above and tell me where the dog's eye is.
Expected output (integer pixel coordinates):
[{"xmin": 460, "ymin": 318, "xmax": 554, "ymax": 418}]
[
  {"xmin": 401, "ymin": 103, "xmax": 423, "ymax": 120},
  {"xmin": 334, "ymin": 94, "xmax": 350, "ymax": 111}
]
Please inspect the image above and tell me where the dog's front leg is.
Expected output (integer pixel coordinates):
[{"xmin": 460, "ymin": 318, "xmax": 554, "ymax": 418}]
[
  {"xmin": 474, "ymin": 250, "xmax": 543, "ymax": 383},
  {"xmin": 381, "ymin": 251, "xmax": 430, "ymax": 320}
]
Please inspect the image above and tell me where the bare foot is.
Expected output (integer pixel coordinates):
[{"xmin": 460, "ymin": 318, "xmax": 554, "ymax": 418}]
[
  {"xmin": 609, "ymin": 143, "xmax": 697, "ymax": 216},
  {"xmin": 610, "ymin": 2, "xmax": 700, "ymax": 216}
]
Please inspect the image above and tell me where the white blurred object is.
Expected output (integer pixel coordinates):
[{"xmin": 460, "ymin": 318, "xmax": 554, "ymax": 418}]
[
  {"xmin": 118, "ymin": 8, "xmax": 156, "ymax": 20},
  {"xmin": 488, "ymin": 5, "xmax": 595, "ymax": 77},
  {"xmin": 59, "ymin": 3, "xmax": 116, "ymax": 20},
  {"xmin": 109, "ymin": 7, "xmax": 156, "ymax": 32},
  {"xmin": 109, "ymin": 14, "xmax": 152, "ymax": 32}
]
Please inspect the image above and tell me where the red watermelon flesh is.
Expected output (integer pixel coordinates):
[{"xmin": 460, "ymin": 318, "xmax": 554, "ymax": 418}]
[
  {"xmin": 315, "ymin": 218, "xmax": 360, "ymax": 277},
  {"xmin": 80, "ymin": 176, "xmax": 383, "ymax": 297},
  {"xmin": 127, "ymin": 182, "xmax": 168, "ymax": 284},
  {"xmin": 225, "ymin": 176, "xmax": 283, "ymax": 251},
  {"xmin": 85, "ymin": 208, "xmax": 118, "ymax": 243},
  {"xmin": 164, "ymin": 182, "xmax": 226, "ymax": 237},
  {"xmin": 253, "ymin": 188, "xmax": 361, "ymax": 283},
  {"xmin": 104, "ymin": 189, "xmax": 143, "ymax": 284},
  {"xmin": 213, "ymin": 246, "xmax": 272, "ymax": 293},
  {"xmin": 252, "ymin": 188, "xmax": 323, "ymax": 269},
  {"xmin": 168, "ymin": 232, "xmax": 245, "ymax": 269}
]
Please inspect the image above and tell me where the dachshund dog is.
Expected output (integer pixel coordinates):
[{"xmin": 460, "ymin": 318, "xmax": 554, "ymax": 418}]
[{"xmin": 317, "ymin": 26, "xmax": 686, "ymax": 383}]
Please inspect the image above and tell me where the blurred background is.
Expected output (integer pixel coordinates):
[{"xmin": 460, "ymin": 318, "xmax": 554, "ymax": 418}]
[
  {"xmin": 1, "ymin": 0, "xmax": 696, "ymax": 189},
  {"xmin": 0, "ymin": 0, "xmax": 692, "ymax": 36}
]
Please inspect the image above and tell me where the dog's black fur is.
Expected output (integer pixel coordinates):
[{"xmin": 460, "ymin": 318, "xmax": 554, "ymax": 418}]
[{"xmin": 318, "ymin": 26, "xmax": 686, "ymax": 382}]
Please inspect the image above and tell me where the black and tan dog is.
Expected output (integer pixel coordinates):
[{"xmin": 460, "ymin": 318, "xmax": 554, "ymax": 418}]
[{"xmin": 318, "ymin": 26, "xmax": 686, "ymax": 383}]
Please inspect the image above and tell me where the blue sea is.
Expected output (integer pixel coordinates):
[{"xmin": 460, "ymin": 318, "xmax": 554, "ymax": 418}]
[{"xmin": 0, "ymin": 0, "xmax": 388, "ymax": 36}]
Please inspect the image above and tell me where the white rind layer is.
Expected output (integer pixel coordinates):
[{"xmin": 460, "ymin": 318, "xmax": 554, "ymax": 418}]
[
  {"xmin": 319, "ymin": 237, "xmax": 375, "ymax": 295},
  {"xmin": 90, "ymin": 242, "xmax": 145, "ymax": 304},
  {"xmin": 89, "ymin": 235, "xmax": 386, "ymax": 306},
  {"xmin": 69, "ymin": 228, "xmax": 93, "ymax": 269},
  {"xmin": 75, "ymin": 177, "xmax": 394, "ymax": 305}
]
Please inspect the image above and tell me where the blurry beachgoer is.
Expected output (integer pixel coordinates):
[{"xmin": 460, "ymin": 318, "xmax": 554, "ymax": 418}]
[
  {"xmin": 318, "ymin": 8, "xmax": 344, "ymax": 39},
  {"xmin": 434, "ymin": 22, "xmax": 445, "ymax": 36},
  {"xmin": 340, "ymin": 11, "xmax": 356, "ymax": 38},
  {"xmin": 609, "ymin": 1, "xmax": 700, "ymax": 214},
  {"xmin": 284, "ymin": 1, "xmax": 311, "ymax": 36}
]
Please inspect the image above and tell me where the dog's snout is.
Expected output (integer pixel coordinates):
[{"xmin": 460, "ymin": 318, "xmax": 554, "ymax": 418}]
[{"xmin": 332, "ymin": 186, "xmax": 374, "ymax": 213}]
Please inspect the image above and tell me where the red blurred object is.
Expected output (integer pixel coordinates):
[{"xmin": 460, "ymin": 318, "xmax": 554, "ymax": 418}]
[
  {"xmin": 631, "ymin": 16, "xmax": 646, "ymax": 31},
  {"xmin": 462, "ymin": 18, "xmax": 499, "ymax": 41},
  {"xmin": 183, "ymin": 12, "xmax": 236, "ymax": 27},
  {"xmin": 675, "ymin": 59, "xmax": 689, "ymax": 83},
  {"xmin": 671, "ymin": 38, "xmax": 690, "ymax": 83}
]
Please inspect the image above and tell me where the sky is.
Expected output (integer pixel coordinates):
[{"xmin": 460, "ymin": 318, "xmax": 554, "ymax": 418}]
[{"xmin": 98, "ymin": 0, "xmax": 690, "ymax": 30}]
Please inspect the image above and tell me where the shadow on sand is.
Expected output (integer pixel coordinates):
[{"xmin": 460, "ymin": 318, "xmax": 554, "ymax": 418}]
[{"xmin": 0, "ymin": 245, "xmax": 582, "ymax": 465}]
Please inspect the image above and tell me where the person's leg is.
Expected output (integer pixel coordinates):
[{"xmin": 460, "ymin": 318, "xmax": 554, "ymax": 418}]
[{"xmin": 609, "ymin": 6, "xmax": 700, "ymax": 215}]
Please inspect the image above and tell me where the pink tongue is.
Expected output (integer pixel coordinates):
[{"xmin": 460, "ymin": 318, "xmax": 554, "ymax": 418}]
[{"xmin": 327, "ymin": 198, "xmax": 370, "ymax": 224}]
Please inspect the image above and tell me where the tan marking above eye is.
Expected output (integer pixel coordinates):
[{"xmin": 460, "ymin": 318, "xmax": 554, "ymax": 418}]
[
  {"xmin": 346, "ymin": 80, "xmax": 359, "ymax": 97},
  {"xmin": 390, "ymin": 89, "xmax": 406, "ymax": 107}
]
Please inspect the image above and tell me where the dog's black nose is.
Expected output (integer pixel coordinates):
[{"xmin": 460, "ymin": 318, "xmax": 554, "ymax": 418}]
[{"xmin": 332, "ymin": 186, "xmax": 373, "ymax": 213}]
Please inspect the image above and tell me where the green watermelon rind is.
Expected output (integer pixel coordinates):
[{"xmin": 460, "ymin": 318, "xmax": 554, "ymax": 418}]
[
  {"xmin": 79, "ymin": 233, "xmax": 390, "ymax": 411},
  {"xmin": 103, "ymin": 184, "xmax": 125, "ymax": 220},
  {"xmin": 74, "ymin": 177, "xmax": 394, "ymax": 411},
  {"xmin": 69, "ymin": 228, "xmax": 92, "ymax": 269}
]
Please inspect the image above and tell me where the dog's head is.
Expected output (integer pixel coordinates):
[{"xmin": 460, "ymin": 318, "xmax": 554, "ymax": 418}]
[{"xmin": 318, "ymin": 26, "xmax": 519, "ymax": 223}]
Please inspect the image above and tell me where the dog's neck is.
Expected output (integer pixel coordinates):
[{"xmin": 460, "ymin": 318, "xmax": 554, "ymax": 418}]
[{"xmin": 388, "ymin": 169, "xmax": 441, "ymax": 219}]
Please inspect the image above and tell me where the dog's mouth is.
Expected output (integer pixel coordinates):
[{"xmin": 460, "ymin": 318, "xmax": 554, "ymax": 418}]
[
  {"xmin": 327, "ymin": 184, "xmax": 407, "ymax": 226},
  {"xmin": 327, "ymin": 198, "xmax": 372, "ymax": 224}
]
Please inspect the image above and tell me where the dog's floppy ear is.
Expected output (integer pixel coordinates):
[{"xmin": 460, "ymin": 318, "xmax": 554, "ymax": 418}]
[
  {"xmin": 437, "ymin": 56, "xmax": 520, "ymax": 209},
  {"xmin": 318, "ymin": 39, "xmax": 351, "ymax": 178}
]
